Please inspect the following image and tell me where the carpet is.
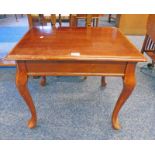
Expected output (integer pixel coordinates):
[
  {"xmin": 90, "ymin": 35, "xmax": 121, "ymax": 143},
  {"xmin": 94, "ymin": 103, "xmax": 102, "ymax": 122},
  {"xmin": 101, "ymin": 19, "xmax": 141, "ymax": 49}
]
[
  {"xmin": 0, "ymin": 26, "xmax": 28, "ymax": 42},
  {"xmin": 0, "ymin": 64, "xmax": 155, "ymax": 140},
  {"xmin": 0, "ymin": 26, "xmax": 28, "ymax": 59}
]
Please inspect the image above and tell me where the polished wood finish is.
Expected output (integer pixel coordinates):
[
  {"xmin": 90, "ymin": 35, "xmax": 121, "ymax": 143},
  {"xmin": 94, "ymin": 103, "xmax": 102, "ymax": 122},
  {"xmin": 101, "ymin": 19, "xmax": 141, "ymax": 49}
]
[
  {"xmin": 6, "ymin": 27, "xmax": 146, "ymax": 129},
  {"xmin": 141, "ymin": 15, "xmax": 155, "ymax": 63},
  {"xmin": 16, "ymin": 62, "xmax": 37, "ymax": 128},
  {"xmin": 25, "ymin": 61, "xmax": 126, "ymax": 76},
  {"xmin": 27, "ymin": 14, "xmax": 102, "ymax": 83},
  {"xmin": 0, "ymin": 14, "xmax": 102, "ymax": 66},
  {"xmin": 27, "ymin": 14, "xmax": 56, "ymax": 85},
  {"xmin": 112, "ymin": 63, "xmax": 136, "ymax": 129},
  {"xmin": 7, "ymin": 27, "xmax": 145, "ymax": 62}
]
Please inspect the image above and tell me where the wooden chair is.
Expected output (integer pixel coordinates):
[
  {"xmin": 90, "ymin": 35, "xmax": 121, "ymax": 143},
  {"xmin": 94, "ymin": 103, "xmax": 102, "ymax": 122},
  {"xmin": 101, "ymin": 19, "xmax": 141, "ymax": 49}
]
[
  {"xmin": 141, "ymin": 14, "xmax": 155, "ymax": 68},
  {"xmin": 57, "ymin": 14, "xmax": 71, "ymax": 27},
  {"xmin": 28, "ymin": 14, "xmax": 102, "ymax": 29},
  {"xmin": 27, "ymin": 14, "xmax": 56, "ymax": 28},
  {"xmin": 28, "ymin": 14, "xmax": 74, "ymax": 28},
  {"xmin": 70, "ymin": 14, "xmax": 102, "ymax": 27},
  {"xmin": 56, "ymin": 14, "xmax": 101, "ymax": 27}
]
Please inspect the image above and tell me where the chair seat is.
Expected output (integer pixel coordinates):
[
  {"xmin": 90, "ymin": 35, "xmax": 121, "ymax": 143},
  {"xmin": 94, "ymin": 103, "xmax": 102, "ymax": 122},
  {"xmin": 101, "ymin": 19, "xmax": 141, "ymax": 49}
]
[{"xmin": 76, "ymin": 14, "xmax": 102, "ymax": 19}]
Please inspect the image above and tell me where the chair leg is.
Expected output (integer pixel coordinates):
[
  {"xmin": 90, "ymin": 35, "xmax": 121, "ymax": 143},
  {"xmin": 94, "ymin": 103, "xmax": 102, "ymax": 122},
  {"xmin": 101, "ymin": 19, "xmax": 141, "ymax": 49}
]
[
  {"xmin": 93, "ymin": 19, "xmax": 95, "ymax": 27},
  {"xmin": 80, "ymin": 76, "xmax": 87, "ymax": 80},
  {"xmin": 141, "ymin": 35, "xmax": 148, "ymax": 54},
  {"xmin": 147, "ymin": 60, "xmax": 155, "ymax": 69},
  {"xmin": 101, "ymin": 76, "xmax": 106, "ymax": 87},
  {"xmin": 15, "ymin": 14, "xmax": 18, "ymax": 22},
  {"xmin": 152, "ymin": 60, "xmax": 155, "ymax": 67},
  {"xmin": 83, "ymin": 76, "xmax": 87, "ymax": 80},
  {"xmin": 40, "ymin": 76, "xmax": 46, "ymax": 86},
  {"xmin": 108, "ymin": 14, "xmax": 112, "ymax": 23},
  {"xmin": 59, "ymin": 14, "xmax": 62, "ymax": 27},
  {"xmin": 96, "ymin": 18, "xmax": 99, "ymax": 27}
]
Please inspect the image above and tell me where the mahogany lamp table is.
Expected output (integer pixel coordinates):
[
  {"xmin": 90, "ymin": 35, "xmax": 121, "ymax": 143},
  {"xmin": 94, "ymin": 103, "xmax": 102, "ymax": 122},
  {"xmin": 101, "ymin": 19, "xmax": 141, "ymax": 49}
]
[{"xmin": 6, "ymin": 27, "xmax": 146, "ymax": 130}]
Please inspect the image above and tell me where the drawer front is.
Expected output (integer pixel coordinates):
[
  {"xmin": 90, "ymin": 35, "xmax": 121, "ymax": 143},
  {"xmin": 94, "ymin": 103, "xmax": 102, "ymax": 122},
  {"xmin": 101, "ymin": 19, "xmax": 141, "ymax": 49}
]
[{"xmin": 25, "ymin": 61, "xmax": 127, "ymax": 76}]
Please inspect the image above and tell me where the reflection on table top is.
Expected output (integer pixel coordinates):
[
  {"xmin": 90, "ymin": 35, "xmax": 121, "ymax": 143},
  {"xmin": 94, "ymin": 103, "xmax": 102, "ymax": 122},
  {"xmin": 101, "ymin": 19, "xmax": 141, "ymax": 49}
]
[{"xmin": 6, "ymin": 26, "xmax": 146, "ymax": 62}]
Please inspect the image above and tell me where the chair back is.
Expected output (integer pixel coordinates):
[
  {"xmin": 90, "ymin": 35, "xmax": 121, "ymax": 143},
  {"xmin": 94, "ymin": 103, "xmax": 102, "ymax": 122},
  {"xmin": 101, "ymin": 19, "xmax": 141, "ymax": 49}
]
[
  {"xmin": 28, "ymin": 14, "xmax": 103, "ymax": 28},
  {"xmin": 74, "ymin": 14, "xmax": 102, "ymax": 27},
  {"xmin": 147, "ymin": 14, "xmax": 155, "ymax": 42},
  {"xmin": 27, "ymin": 14, "xmax": 56, "ymax": 28},
  {"xmin": 51, "ymin": 14, "xmax": 99, "ymax": 27},
  {"xmin": 141, "ymin": 14, "xmax": 155, "ymax": 53}
]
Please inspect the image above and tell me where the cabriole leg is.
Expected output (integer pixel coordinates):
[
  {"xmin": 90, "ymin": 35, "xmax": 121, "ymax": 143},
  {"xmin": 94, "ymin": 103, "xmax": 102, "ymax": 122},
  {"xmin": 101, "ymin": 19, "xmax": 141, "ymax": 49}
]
[
  {"xmin": 16, "ymin": 63, "xmax": 37, "ymax": 128},
  {"xmin": 112, "ymin": 63, "xmax": 136, "ymax": 129}
]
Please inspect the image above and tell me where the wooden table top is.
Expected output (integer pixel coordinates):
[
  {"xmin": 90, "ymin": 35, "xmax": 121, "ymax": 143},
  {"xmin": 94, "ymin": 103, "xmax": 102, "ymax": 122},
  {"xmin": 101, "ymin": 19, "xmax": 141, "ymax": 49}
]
[{"xmin": 6, "ymin": 26, "xmax": 146, "ymax": 62}]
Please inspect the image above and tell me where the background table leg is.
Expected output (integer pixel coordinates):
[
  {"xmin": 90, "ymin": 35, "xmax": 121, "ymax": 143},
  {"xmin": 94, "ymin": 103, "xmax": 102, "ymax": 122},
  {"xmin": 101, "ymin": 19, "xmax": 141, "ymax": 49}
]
[
  {"xmin": 112, "ymin": 63, "xmax": 136, "ymax": 129},
  {"xmin": 40, "ymin": 76, "xmax": 46, "ymax": 86},
  {"xmin": 16, "ymin": 64, "xmax": 37, "ymax": 128},
  {"xmin": 101, "ymin": 76, "xmax": 107, "ymax": 87}
]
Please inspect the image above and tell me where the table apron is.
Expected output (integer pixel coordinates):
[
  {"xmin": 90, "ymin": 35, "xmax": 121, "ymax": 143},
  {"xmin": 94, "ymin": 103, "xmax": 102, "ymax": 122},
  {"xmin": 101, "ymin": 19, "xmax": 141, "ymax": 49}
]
[{"xmin": 18, "ymin": 61, "xmax": 128, "ymax": 76}]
